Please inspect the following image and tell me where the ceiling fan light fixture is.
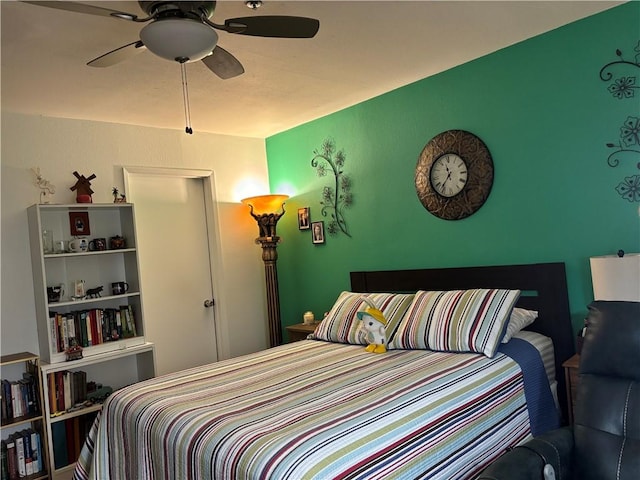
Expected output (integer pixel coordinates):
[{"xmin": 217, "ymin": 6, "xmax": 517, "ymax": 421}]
[{"xmin": 140, "ymin": 19, "xmax": 219, "ymax": 63}]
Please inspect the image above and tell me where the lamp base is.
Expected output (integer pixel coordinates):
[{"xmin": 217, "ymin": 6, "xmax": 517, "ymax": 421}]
[{"xmin": 257, "ymin": 237, "xmax": 282, "ymax": 347}]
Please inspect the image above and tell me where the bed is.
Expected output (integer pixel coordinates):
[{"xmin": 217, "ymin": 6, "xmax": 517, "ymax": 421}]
[{"xmin": 73, "ymin": 262, "xmax": 574, "ymax": 480}]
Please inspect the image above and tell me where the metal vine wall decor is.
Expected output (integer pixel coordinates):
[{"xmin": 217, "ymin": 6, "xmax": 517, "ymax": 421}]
[
  {"xmin": 311, "ymin": 138, "xmax": 352, "ymax": 237},
  {"xmin": 599, "ymin": 41, "xmax": 640, "ymax": 202}
]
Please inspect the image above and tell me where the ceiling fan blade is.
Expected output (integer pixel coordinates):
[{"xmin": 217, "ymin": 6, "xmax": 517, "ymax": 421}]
[
  {"xmin": 22, "ymin": 1, "xmax": 144, "ymax": 21},
  {"xmin": 201, "ymin": 46, "xmax": 245, "ymax": 80},
  {"xmin": 87, "ymin": 41, "xmax": 146, "ymax": 68},
  {"xmin": 223, "ymin": 16, "xmax": 319, "ymax": 38}
]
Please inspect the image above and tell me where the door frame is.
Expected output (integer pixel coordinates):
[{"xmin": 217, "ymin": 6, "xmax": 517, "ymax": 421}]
[{"xmin": 122, "ymin": 166, "xmax": 230, "ymax": 360}]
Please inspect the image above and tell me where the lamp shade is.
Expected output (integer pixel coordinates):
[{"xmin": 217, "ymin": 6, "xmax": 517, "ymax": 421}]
[
  {"xmin": 140, "ymin": 19, "xmax": 218, "ymax": 62},
  {"xmin": 590, "ymin": 253, "xmax": 640, "ymax": 301},
  {"xmin": 241, "ymin": 195, "xmax": 289, "ymax": 214}
]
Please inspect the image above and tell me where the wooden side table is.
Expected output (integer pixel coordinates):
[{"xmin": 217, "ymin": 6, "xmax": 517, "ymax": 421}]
[
  {"xmin": 286, "ymin": 323, "xmax": 318, "ymax": 342},
  {"xmin": 562, "ymin": 354, "xmax": 580, "ymax": 424}
]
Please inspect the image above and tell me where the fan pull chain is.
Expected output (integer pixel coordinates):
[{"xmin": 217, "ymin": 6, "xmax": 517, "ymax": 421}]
[{"xmin": 180, "ymin": 61, "xmax": 193, "ymax": 135}]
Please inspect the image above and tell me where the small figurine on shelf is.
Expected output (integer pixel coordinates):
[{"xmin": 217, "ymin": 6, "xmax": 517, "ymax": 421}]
[
  {"xmin": 87, "ymin": 385, "xmax": 113, "ymax": 404},
  {"xmin": 112, "ymin": 187, "xmax": 127, "ymax": 203},
  {"xmin": 31, "ymin": 167, "xmax": 56, "ymax": 204},
  {"xmin": 65, "ymin": 339, "xmax": 83, "ymax": 361},
  {"xmin": 70, "ymin": 171, "xmax": 96, "ymax": 203},
  {"xmin": 109, "ymin": 235, "xmax": 126, "ymax": 249},
  {"xmin": 71, "ymin": 279, "xmax": 86, "ymax": 301},
  {"xmin": 85, "ymin": 286, "xmax": 103, "ymax": 298}
]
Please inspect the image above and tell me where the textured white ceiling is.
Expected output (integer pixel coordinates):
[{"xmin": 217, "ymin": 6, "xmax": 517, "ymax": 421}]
[{"xmin": 1, "ymin": 1, "xmax": 622, "ymax": 138}]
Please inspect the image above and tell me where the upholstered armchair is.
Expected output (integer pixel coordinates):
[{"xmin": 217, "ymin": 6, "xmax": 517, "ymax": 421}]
[{"xmin": 478, "ymin": 300, "xmax": 640, "ymax": 480}]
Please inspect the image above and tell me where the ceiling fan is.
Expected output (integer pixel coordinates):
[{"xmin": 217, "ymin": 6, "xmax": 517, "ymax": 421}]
[
  {"xmin": 24, "ymin": 1, "xmax": 320, "ymax": 79},
  {"xmin": 24, "ymin": 1, "xmax": 320, "ymax": 133}
]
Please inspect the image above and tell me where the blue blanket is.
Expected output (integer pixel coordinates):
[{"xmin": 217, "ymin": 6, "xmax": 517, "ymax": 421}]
[{"xmin": 499, "ymin": 338, "xmax": 560, "ymax": 435}]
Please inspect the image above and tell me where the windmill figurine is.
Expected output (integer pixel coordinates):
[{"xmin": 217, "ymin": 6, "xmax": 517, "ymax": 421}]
[{"xmin": 70, "ymin": 171, "xmax": 96, "ymax": 203}]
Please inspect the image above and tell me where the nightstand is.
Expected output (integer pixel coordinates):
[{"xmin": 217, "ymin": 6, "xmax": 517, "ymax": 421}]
[
  {"xmin": 563, "ymin": 354, "xmax": 580, "ymax": 424},
  {"xmin": 286, "ymin": 323, "xmax": 318, "ymax": 342}
]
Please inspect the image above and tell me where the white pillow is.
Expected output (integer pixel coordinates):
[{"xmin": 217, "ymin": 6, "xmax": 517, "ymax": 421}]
[{"xmin": 501, "ymin": 307, "xmax": 538, "ymax": 343}]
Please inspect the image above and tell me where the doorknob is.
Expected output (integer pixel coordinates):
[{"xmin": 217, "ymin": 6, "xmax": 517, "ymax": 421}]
[{"xmin": 204, "ymin": 299, "xmax": 215, "ymax": 308}]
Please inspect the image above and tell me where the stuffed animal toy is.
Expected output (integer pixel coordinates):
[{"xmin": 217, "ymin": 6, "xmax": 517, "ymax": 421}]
[{"xmin": 356, "ymin": 297, "xmax": 388, "ymax": 353}]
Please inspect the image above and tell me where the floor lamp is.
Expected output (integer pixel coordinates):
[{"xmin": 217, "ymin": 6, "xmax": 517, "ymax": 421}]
[{"xmin": 241, "ymin": 194, "xmax": 289, "ymax": 347}]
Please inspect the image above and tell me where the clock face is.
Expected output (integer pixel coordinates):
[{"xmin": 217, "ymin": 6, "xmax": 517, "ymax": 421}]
[
  {"xmin": 415, "ymin": 130, "xmax": 494, "ymax": 220},
  {"xmin": 430, "ymin": 153, "xmax": 468, "ymax": 198}
]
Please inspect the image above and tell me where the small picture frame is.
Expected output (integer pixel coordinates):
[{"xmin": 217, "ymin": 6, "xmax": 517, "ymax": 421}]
[
  {"xmin": 69, "ymin": 211, "xmax": 90, "ymax": 236},
  {"xmin": 298, "ymin": 207, "xmax": 310, "ymax": 230},
  {"xmin": 311, "ymin": 221, "xmax": 325, "ymax": 244}
]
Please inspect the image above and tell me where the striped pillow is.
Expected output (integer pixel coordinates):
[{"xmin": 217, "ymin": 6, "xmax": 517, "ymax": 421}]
[
  {"xmin": 312, "ymin": 291, "xmax": 415, "ymax": 345},
  {"xmin": 388, "ymin": 289, "xmax": 520, "ymax": 357},
  {"xmin": 501, "ymin": 307, "xmax": 538, "ymax": 343}
]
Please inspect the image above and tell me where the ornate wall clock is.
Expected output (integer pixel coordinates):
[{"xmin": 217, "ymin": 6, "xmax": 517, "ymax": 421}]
[{"xmin": 415, "ymin": 129, "xmax": 494, "ymax": 220}]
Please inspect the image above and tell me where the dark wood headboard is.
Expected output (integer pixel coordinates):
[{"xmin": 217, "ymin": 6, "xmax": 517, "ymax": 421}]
[{"xmin": 350, "ymin": 262, "xmax": 575, "ymax": 422}]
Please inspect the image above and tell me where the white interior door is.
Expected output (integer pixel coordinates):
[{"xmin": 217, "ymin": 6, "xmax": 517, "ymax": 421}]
[{"xmin": 125, "ymin": 171, "xmax": 218, "ymax": 375}]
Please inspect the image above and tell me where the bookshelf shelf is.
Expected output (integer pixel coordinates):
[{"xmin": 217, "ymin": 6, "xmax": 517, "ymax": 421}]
[
  {"xmin": 49, "ymin": 404, "xmax": 102, "ymax": 425},
  {"xmin": 1, "ymin": 412, "xmax": 45, "ymax": 429},
  {"xmin": 47, "ymin": 292, "xmax": 141, "ymax": 309},
  {"xmin": 1, "ymin": 352, "xmax": 49, "ymax": 479},
  {"xmin": 39, "ymin": 342, "xmax": 155, "ymax": 373},
  {"xmin": 43, "ymin": 247, "xmax": 136, "ymax": 259},
  {"xmin": 21, "ymin": 472, "xmax": 49, "ymax": 480},
  {"xmin": 27, "ymin": 204, "xmax": 156, "ymax": 478}
]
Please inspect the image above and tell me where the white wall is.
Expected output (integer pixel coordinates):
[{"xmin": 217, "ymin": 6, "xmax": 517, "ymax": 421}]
[{"xmin": 1, "ymin": 112, "xmax": 271, "ymax": 361}]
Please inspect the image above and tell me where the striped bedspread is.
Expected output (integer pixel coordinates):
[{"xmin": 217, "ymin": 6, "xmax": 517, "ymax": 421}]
[{"xmin": 74, "ymin": 340, "xmax": 541, "ymax": 480}]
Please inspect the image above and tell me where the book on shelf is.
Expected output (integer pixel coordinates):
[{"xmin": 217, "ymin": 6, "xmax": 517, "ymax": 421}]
[
  {"xmin": 85, "ymin": 311, "xmax": 92, "ymax": 347},
  {"xmin": 21, "ymin": 430, "xmax": 32, "ymax": 477},
  {"xmin": 51, "ymin": 422, "xmax": 67, "ymax": 470},
  {"xmin": 0, "ymin": 440, "xmax": 6, "ymax": 480},
  {"xmin": 0, "ymin": 439, "xmax": 7, "ymax": 480},
  {"xmin": 1, "ymin": 369, "xmax": 39, "ymax": 422},
  {"xmin": 11, "ymin": 383, "xmax": 23, "ymax": 419},
  {"xmin": 48, "ymin": 373, "xmax": 57, "ymax": 416},
  {"xmin": 5, "ymin": 436, "xmax": 17, "ymax": 480},
  {"xmin": 0, "ymin": 387, "xmax": 5, "ymax": 423},
  {"xmin": 49, "ymin": 306, "xmax": 139, "ymax": 352},
  {"xmin": 47, "ymin": 370, "xmax": 89, "ymax": 415},
  {"xmin": 0, "ymin": 431, "xmax": 42, "ymax": 479},
  {"xmin": 50, "ymin": 312, "xmax": 58, "ymax": 357},
  {"xmin": 63, "ymin": 374, "xmax": 72, "ymax": 412},
  {"xmin": 121, "ymin": 305, "xmax": 137, "ymax": 338},
  {"xmin": 1, "ymin": 380, "xmax": 12, "ymax": 422},
  {"xmin": 51, "ymin": 413, "xmax": 97, "ymax": 470},
  {"xmin": 13, "ymin": 434, "xmax": 24, "ymax": 478},
  {"xmin": 26, "ymin": 429, "xmax": 42, "ymax": 475}
]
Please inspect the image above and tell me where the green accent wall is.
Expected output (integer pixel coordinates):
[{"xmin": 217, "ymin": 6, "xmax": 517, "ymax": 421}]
[{"xmin": 266, "ymin": 3, "xmax": 640, "ymax": 339}]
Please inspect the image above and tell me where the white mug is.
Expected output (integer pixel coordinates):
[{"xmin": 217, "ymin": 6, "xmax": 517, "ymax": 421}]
[{"xmin": 69, "ymin": 238, "xmax": 88, "ymax": 252}]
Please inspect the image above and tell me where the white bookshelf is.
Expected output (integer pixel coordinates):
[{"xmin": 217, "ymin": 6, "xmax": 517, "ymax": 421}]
[{"xmin": 26, "ymin": 203, "xmax": 156, "ymax": 478}]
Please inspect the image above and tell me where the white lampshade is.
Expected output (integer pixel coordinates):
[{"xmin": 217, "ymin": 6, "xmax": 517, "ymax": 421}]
[
  {"xmin": 140, "ymin": 19, "xmax": 218, "ymax": 63},
  {"xmin": 590, "ymin": 253, "xmax": 640, "ymax": 301}
]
